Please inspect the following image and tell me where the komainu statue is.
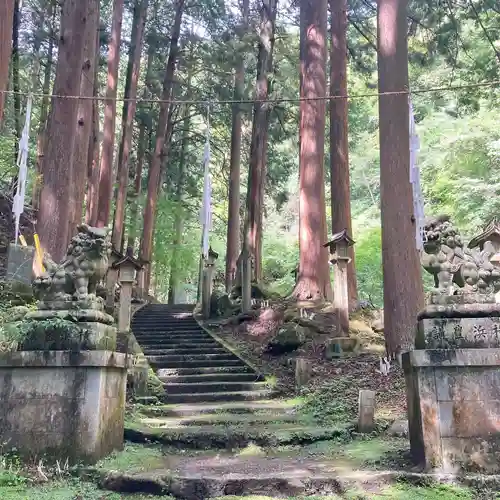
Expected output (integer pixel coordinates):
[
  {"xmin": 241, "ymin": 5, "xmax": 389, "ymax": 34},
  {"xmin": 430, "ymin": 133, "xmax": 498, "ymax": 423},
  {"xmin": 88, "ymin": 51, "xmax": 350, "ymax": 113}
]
[
  {"xmin": 421, "ymin": 215, "xmax": 500, "ymax": 296},
  {"xmin": 33, "ymin": 224, "xmax": 111, "ymax": 305}
]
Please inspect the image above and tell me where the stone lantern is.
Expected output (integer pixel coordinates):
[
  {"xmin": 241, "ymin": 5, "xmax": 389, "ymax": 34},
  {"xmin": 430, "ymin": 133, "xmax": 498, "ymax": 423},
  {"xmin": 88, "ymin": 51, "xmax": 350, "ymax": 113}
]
[
  {"xmin": 112, "ymin": 247, "xmax": 143, "ymax": 332},
  {"xmin": 323, "ymin": 229, "xmax": 355, "ymax": 333},
  {"xmin": 202, "ymin": 246, "xmax": 219, "ymax": 319}
]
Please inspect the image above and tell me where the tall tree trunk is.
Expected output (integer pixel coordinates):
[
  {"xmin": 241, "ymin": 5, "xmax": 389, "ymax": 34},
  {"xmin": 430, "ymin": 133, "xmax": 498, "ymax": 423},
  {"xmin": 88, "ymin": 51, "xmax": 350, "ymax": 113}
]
[
  {"xmin": 244, "ymin": 0, "xmax": 277, "ymax": 284},
  {"xmin": 138, "ymin": 0, "xmax": 185, "ymax": 294},
  {"xmin": 96, "ymin": 0, "xmax": 124, "ymax": 228},
  {"xmin": 112, "ymin": 0, "xmax": 149, "ymax": 251},
  {"xmin": 33, "ymin": 0, "xmax": 55, "ymax": 211},
  {"xmin": 85, "ymin": 35, "xmax": 101, "ymax": 227},
  {"xmin": 38, "ymin": 0, "xmax": 90, "ymax": 262},
  {"xmin": 126, "ymin": 34, "xmax": 156, "ymax": 251},
  {"xmin": 0, "ymin": 0, "xmax": 15, "ymax": 123},
  {"xmin": 293, "ymin": 0, "xmax": 332, "ymax": 301},
  {"xmin": 330, "ymin": 0, "xmax": 357, "ymax": 304},
  {"xmin": 126, "ymin": 121, "xmax": 146, "ymax": 250},
  {"xmin": 169, "ymin": 52, "xmax": 193, "ymax": 303},
  {"xmin": 70, "ymin": 0, "xmax": 99, "ymax": 238},
  {"xmin": 225, "ymin": 0, "xmax": 249, "ymax": 292},
  {"xmin": 377, "ymin": 0, "xmax": 424, "ymax": 355},
  {"xmin": 12, "ymin": 0, "xmax": 20, "ymax": 163}
]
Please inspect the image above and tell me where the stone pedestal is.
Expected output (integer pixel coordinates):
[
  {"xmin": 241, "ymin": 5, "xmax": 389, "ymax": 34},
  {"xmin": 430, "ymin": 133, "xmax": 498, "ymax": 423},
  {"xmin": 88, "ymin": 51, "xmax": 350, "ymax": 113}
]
[
  {"xmin": 403, "ymin": 348, "xmax": 500, "ymax": 472},
  {"xmin": 405, "ymin": 298, "xmax": 500, "ymax": 472},
  {"xmin": 0, "ymin": 350, "xmax": 129, "ymax": 464}
]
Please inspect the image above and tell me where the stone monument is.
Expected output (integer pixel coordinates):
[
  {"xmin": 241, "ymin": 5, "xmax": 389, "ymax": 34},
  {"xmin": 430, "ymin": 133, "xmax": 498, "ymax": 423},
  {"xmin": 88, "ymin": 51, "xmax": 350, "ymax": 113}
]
[
  {"xmin": 404, "ymin": 215, "xmax": 500, "ymax": 472},
  {"xmin": 0, "ymin": 224, "xmax": 129, "ymax": 464}
]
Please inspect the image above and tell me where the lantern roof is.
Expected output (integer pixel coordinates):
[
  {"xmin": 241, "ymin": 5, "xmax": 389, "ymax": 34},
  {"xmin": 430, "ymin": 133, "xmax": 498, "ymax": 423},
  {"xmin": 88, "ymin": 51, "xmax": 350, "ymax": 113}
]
[
  {"xmin": 323, "ymin": 229, "xmax": 355, "ymax": 248},
  {"xmin": 111, "ymin": 246, "xmax": 143, "ymax": 270},
  {"xmin": 469, "ymin": 220, "xmax": 500, "ymax": 250}
]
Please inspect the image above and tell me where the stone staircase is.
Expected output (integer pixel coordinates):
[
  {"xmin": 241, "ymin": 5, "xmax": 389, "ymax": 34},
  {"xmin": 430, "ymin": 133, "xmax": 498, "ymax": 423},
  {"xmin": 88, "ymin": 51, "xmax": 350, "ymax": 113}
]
[
  {"xmin": 131, "ymin": 303, "xmax": 271, "ymax": 405},
  {"xmin": 128, "ymin": 304, "xmax": 344, "ymax": 450}
]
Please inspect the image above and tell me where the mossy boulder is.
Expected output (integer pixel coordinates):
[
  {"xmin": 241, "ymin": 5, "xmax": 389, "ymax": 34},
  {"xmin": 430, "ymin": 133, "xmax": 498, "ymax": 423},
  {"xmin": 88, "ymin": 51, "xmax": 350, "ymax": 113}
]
[
  {"xmin": 325, "ymin": 336, "xmax": 361, "ymax": 359},
  {"xmin": 266, "ymin": 323, "xmax": 306, "ymax": 355}
]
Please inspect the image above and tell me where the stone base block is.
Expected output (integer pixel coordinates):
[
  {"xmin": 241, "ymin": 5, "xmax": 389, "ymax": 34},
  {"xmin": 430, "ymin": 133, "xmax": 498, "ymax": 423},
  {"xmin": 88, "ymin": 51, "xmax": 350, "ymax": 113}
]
[
  {"xmin": 0, "ymin": 350, "xmax": 129, "ymax": 464},
  {"xmin": 403, "ymin": 348, "xmax": 500, "ymax": 473}
]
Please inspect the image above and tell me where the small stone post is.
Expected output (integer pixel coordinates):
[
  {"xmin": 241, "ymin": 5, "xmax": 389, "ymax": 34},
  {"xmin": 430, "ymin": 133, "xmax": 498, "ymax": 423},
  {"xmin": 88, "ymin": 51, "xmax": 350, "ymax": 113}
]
[
  {"xmin": 358, "ymin": 389, "xmax": 376, "ymax": 433},
  {"xmin": 241, "ymin": 247, "xmax": 252, "ymax": 314},
  {"xmin": 202, "ymin": 247, "xmax": 218, "ymax": 319},
  {"xmin": 324, "ymin": 230, "xmax": 355, "ymax": 333},
  {"xmin": 295, "ymin": 357, "xmax": 312, "ymax": 388}
]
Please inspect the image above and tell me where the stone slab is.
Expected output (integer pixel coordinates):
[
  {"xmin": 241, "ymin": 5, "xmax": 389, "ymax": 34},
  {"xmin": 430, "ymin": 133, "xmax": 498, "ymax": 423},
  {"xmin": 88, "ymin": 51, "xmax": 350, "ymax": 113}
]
[
  {"xmin": 403, "ymin": 348, "xmax": 500, "ymax": 368},
  {"xmin": 20, "ymin": 322, "xmax": 118, "ymax": 351},
  {"xmin": 418, "ymin": 317, "xmax": 500, "ymax": 349},
  {"xmin": 26, "ymin": 308, "xmax": 114, "ymax": 324},
  {"xmin": 0, "ymin": 350, "xmax": 129, "ymax": 464},
  {"xmin": 435, "ymin": 368, "xmax": 500, "ymax": 402},
  {"xmin": 6, "ymin": 243, "xmax": 34, "ymax": 285}
]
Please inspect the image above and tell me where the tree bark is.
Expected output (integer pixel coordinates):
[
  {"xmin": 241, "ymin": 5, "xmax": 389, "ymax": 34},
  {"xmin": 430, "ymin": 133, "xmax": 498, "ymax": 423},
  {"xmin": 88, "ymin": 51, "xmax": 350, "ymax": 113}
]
[
  {"xmin": 32, "ymin": 0, "xmax": 55, "ymax": 211},
  {"xmin": 293, "ymin": 0, "xmax": 332, "ymax": 301},
  {"xmin": 96, "ymin": 0, "xmax": 125, "ymax": 228},
  {"xmin": 112, "ymin": 0, "xmax": 149, "ymax": 251},
  {"xmin": 244, "ymin": 0, "xmax": 277, "ymax": 284},
  {"xmin": 377, "ymin": 0, "xmax": 424, "ymax": 355},
  {"xmin": 12, "ymin": 0, "xmax": 20, "ymax": 163},
  {"xmin": 330, "ymin": 0, "xmax": 358, "ymax": 304},
  {"xmin": 85, "ymin": 34, "xmax": 101, "ymax": 227},
  {"xmin": 138, "ymin": 0, "xmax": 185, "ymax": 295},
  {"xmin": 225, "ymin": 0, "xmax": 249, "ymax": 292},
  {"xmin": 38, "ymin": 0, "xmax": 90, "ymax": 262},
  {"xmin": 0, "ymin": 0, "xmax": 15, "ymax": 123},
  {"xmin": 70, "ymin": 0, "xmax": 99, "ymax": 239}
]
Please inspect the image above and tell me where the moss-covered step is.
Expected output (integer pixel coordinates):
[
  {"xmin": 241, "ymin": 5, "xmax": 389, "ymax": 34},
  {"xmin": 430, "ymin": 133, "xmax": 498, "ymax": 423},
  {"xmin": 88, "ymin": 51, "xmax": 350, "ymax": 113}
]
[
  {"xmin": 149, "ymin": 359, "xmax": 246, "ymax": 369},
  {"xmin": 133, "ymin": 412, "xmax": 299, "ymax": 428},
  {"xmin": 158, "ymin": 372, "xmax": 259, "ymax": 384},
  {"xmin": 163, "ymin": 381, "xmax": 268, "ymax": 395},
  {"xmin": 161, "ymin": 389, "xmax": 275, "ymax": 404},
  {"xmin": 134, "ymin": 400, "xmax": 295, "ymax": 417},
  {"xmin": 124, "ymin": 422, "xmax": 350, "ymax": 449},
  {"xmin": 155, "ymin": 366, "xmax": 254, "ymax": 377}
]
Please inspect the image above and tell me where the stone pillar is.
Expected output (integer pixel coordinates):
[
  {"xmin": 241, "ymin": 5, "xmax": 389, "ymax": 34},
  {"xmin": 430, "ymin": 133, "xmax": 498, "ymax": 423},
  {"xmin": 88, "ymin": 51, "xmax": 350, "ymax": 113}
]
[
  {"xmin": 201, "ymin": 263, "xmax": 213, "ymax": 319},
  {"xmin": 404, "ymin": 295, "xmax": 500, "ymax": 472},
  {"xmin": 241, "ymin": 248, "xmax": 252, "ymax": 314},
  {"xmin": 333, "ymin": 258, "xmax": 349, "ymax": 333},
  {"xmin": 118, "ymin": 281, "xmax": 133, "ymax": 332}
]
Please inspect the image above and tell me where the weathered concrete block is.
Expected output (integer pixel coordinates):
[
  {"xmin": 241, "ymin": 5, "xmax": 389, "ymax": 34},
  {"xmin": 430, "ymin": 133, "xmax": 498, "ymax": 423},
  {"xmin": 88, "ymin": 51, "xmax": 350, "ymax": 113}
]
[
  {"xmin": 0, "ymin": 350, "xmax": 129, "ymax": 464},
  {"xmin": 295, "ymin": 357, "xmax": 312, "ymax": 388},
  {"xmin": 403, "ymin": 348, "xmax": 500, "ymax": 472}
]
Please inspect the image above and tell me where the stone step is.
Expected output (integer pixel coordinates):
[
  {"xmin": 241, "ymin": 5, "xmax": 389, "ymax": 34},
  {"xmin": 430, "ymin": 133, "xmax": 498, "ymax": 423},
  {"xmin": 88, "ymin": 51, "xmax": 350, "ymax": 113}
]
[
  {"xmin": 149, "ymin": 359, "xmax": 246, "ymax": 369},
  {"xmin": 124, "ymin": 423, "xmax": 345, "ymax": 449},
  {"xmin": 146, "ymin": 353, "xmax": 238, "ymax": 364},
  {"xmin": 163, "ymin": 390, "xmax": 274, "ymax": 404},
  {"xmin": 159, "ymin": 372, "xmax": 258, "ymax": 384},
  {"xmin": 155, "ymin": 366, "xmax": 254, "ymax": 377},
  {"xmin": 143, "ymin": 347, "xmax": 226, "ymax": 356},
  {"xmin": 135, "ymin": 400, "xmax": 295, "ymax": 417},
  {"xmin": 133, "ymin": 328, "xmax": 205, "ymax": 334},
  {"xmin": 163, "ymin": 381, "xmax": 268, "ymax": 395},
  {"xmin": 135, "ymin": 412, "xmax": 298, "ymax": 428},
  {"xmin": 137, "ymin": 341, "xmax": 219, "ymax": 349},
  {"xmin": 134, "ymin": 335, "xmax": 214, "ymax": 343}
]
